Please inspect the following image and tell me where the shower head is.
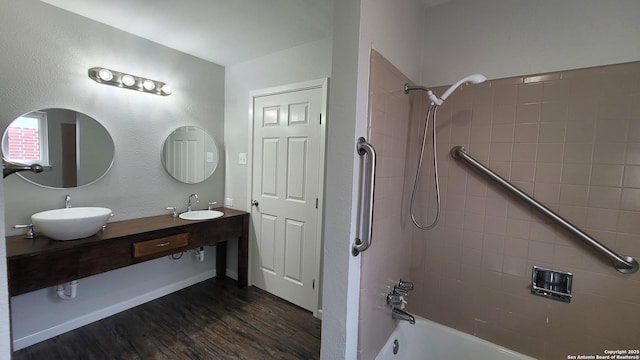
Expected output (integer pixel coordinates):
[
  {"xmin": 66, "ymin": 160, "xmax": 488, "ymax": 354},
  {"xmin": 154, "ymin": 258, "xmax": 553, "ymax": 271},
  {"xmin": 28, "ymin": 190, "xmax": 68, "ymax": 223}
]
[
  {"xmin": 404, "ymin": 73, "xmax": 487, "ymax": 106},
  {"xmin": 437, "ymin": 73, "xmax": 487, "ymax": 105}
]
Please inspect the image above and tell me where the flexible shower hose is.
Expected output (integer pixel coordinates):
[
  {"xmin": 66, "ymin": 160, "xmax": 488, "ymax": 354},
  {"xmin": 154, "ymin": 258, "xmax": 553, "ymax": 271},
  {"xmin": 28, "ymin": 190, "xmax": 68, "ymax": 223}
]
[{"xmin": 410, "ymin": 104, "xmax": 441, "ymax": 230}]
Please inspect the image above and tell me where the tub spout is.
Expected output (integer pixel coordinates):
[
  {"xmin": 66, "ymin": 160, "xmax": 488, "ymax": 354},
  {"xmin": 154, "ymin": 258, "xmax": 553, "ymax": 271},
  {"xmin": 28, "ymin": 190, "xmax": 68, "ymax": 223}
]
[{"xmin": 392, "ymin": 307, "xmax": 415, "ymax": 324}]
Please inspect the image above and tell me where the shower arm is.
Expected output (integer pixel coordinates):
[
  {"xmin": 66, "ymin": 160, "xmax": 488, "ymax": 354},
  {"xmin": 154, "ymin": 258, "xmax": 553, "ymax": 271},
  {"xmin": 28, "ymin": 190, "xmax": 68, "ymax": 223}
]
[
  {"xmin": 451, "ymin": 146, "xmax": 639, "ymax": 274},
  {"xmin": 404, "ymin": 84, "xmax": 442, "ymax": 105}
]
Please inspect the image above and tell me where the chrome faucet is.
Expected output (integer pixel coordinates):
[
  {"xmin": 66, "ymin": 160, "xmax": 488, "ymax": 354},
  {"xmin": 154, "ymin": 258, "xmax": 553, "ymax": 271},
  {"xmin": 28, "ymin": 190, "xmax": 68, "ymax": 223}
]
[
  {"xmin": 64, "ymin": 194, "xmax": 72, "ymax": 208},
  {"xmin": 187, "ymin": 193, "xmax": 198, "ymax": 212},
  {"xmin": 392, "ymin": 307, "xmax": 415, "ymax": 325}
]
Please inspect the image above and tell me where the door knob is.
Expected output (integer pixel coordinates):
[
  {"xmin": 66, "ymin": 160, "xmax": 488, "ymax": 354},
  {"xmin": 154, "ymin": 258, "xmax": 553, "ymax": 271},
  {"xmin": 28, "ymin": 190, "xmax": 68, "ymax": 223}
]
[{"xmin": 251, "ymin": 200, "xmax": 259, "ymax": 207}]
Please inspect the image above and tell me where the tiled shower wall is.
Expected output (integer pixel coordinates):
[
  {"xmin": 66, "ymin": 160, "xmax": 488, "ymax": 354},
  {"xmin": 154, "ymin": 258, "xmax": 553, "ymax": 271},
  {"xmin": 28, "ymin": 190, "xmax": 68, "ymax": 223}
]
[
  {"xmin": 357, "ymin": 50, "xmax": 421, "ymax": 359},
  {"xmin": 408, "ymin": 61, "xmax": 640, "ymax": 359}
]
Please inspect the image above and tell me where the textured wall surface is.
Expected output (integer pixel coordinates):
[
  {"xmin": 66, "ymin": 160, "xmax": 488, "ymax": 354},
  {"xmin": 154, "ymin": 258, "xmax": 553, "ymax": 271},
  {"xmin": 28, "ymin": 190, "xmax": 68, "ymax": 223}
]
[
  {"xmin": 0, "ymin": 176, "xmax": 8, "ymax": 358},
  {"xmin": 1, "ymin": 0, "xmax": 225, "ymax": 349},
  {"xmin": 224, "ymin": 38, "xmax": 332, "ymax": 213},
  {"xmin": 409, "ymin": 62, "xmax": 640, "ymax": 359},
  {"xmin": 320, "ymin": 1, "xmax": 361, "ymax": 358},
  {"xmin": 421, "ymin": 0, "xmax": 640, "ymax": 87}
]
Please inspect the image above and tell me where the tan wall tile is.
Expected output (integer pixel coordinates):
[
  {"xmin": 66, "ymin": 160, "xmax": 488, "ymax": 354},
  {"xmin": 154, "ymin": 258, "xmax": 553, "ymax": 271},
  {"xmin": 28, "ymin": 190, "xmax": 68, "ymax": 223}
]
[{"xmin": 407, "ymin": 61, "xmax": 640, "ymax": 358}]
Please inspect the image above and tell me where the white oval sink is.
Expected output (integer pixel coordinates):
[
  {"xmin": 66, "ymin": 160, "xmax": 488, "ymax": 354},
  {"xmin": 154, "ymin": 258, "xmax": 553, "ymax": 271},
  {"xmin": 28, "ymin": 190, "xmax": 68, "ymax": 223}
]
[
  {"xmin": 179, "ymin": 210, "xmax": 224, "ymax": 221},
  {"xmin": 31, "ymin": 207, "xmax": 112, "ymax": 241}
]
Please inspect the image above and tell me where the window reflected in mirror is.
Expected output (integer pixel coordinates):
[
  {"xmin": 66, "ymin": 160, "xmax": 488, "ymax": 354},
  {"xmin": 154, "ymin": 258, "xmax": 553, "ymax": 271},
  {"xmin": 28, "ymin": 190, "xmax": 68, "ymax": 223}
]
[{"xmin": 3, "ymin": 110, "xmax": 50, "ymax": 166}]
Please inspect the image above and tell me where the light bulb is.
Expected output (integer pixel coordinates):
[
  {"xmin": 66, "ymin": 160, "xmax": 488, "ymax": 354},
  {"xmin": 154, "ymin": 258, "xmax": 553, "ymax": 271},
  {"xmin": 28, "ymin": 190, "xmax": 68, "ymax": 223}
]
[
  {"xmin": 142, "ymin": 79, "xmax": 156, "ymax": 91},
  {"xmin": 121, "ymin": 74, "xmax": 135, "ymax": 87},
  {"xmin": 98, "ymin": 68, "xmax": 113, "ymax": 81},
  {"xmin": 160, "ymin": 84, "xmax": 172, "ymax": 95}
]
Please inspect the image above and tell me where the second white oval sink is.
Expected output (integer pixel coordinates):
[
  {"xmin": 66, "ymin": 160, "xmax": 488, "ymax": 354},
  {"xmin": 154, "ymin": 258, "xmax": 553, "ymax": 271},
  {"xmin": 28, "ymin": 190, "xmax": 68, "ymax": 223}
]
[{"xmin": 179, "ymin": 210, "xmax": 224, "ymax": 221}]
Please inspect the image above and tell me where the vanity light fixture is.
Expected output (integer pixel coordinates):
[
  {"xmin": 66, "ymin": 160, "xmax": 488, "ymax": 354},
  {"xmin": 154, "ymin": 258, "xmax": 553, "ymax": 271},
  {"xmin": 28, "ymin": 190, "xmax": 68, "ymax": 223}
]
[{"xmin": 88, "ymin": 67, "xmax": 171, "ymax": 96}]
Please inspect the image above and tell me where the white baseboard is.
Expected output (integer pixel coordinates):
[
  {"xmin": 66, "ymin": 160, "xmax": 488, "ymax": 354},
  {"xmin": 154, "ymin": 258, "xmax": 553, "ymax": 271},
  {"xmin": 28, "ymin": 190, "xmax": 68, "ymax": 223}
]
[{"xmin": 13, "ymin": 270, "xmax": 221, "ymax": 350}]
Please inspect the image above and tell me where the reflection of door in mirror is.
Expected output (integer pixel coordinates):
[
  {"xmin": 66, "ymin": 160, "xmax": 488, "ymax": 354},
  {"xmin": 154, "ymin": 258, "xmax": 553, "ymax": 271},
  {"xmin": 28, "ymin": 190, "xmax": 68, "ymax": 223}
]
[
  {"xmin": 161, "ymin": 126, "xmax": 218, "ymax": 184},
  {"xmin": 60, "ymin": 123, "xmax": 77, "ymax": 187},
  {"xmin": 78, "ymin": 112, "xmax": 113, "ymax": 185},
  {"xmin": 164, "ymin": 126, "xmax": 206, "ymax": 183}
]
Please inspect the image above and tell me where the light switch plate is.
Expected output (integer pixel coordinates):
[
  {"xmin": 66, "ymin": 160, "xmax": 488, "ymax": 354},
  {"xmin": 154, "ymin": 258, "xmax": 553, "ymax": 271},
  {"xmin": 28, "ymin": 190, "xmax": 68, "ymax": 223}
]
[{"xmin": 239, "ymin": 152, "xmax": 247, "ymax": 165}]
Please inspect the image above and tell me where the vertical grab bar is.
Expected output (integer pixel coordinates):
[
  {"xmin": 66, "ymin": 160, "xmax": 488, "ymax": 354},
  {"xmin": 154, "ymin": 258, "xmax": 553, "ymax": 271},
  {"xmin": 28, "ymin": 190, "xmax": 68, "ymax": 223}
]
[
  {"xmin": 451, "ymin": 145, "xmax": 639, "ymax": 274},
  {"xmin": 353, "ymin": 137, "xmax": 377, "ymax": 256}
]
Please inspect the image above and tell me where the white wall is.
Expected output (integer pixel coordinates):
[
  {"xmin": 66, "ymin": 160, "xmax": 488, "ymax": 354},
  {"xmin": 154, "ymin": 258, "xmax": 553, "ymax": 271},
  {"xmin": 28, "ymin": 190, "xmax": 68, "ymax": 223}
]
[
  {"xmin": 360, "ymin": 0, "xmax": 425, "ymax": 83},
  {"xmin": 421, "ymin": 0, "xmax": 640, "ymax": 86},
  {"xmin": 1, "ymin": 0, "xmax": 226, "ymax": 350},
  {"xmin": 223, "ymin": 38, "xmax": 332, "ymax": 318},
  {"xmin": 224, "ymin": 37, "xmax": 333, "ymax": 212},
  {"xmin": 355, "ymin": 1, "xmax": 425, "ymax": 358},
  {"xmin": 0, "ymin": 178, "xmax": 9, "ymax": 357},
  {"xmin": 320, "ymin": 0, "xmax": 426, "ymax": 358},
  {"xmin": 320, "ymin": 0, "xmax": 361, "ymax": 358}
]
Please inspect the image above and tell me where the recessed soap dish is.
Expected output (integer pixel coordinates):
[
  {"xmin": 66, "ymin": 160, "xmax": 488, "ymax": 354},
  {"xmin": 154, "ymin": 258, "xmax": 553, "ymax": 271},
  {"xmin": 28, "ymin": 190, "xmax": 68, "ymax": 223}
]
[{"xmin": 531, "ymin": 266, "xmax": 573, "ymax": 303}]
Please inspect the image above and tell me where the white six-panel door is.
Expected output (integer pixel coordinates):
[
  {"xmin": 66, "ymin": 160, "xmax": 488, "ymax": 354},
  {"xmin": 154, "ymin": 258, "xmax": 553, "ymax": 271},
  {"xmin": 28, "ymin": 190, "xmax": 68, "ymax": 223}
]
[{"xmin": 251, "ymin": 84, "xmax": 324, "ymax": 313}]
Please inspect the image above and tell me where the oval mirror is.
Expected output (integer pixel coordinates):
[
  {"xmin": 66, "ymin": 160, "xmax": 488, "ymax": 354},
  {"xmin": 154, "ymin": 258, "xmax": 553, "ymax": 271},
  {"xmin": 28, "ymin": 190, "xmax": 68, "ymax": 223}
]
[
  {"xmin": 161, "ymin": 126, "xmax": 219, "ymax": 183},
  {"xmin": 2, "ymin": 108, "xmax": 115, "ymax": 188}
]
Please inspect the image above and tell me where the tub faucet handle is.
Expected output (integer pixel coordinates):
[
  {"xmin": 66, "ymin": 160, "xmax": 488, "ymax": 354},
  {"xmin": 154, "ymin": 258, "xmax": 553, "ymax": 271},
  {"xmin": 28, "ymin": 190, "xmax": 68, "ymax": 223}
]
[
  {"xmin": 386, "ymin": 293, "xmax": 406, "ymax": 307},
  {"xmin": 398, "ymin": 279, "xmax": 414, "ymax": 291},
  {"xmin": 393, "ymin": 285, "xmax": 409, "ymax": 298}
]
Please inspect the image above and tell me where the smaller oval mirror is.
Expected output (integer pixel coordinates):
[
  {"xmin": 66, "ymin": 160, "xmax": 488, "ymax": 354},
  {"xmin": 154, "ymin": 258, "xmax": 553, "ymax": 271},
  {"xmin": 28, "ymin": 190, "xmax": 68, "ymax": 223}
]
[
  {"xmin": 2, "ymin": 108, "xmax": 115, "ymax": 188},
  {"xmin": 161, "ymin": 126, "xmax": 219, "ymax": 183}
]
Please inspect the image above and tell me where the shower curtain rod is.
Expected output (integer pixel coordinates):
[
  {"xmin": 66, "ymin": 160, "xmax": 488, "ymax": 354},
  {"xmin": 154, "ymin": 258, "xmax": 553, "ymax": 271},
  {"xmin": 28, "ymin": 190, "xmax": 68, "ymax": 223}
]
[{"xmin": 451, "ymin": 145, "xmax": 639, "ymax": 274}]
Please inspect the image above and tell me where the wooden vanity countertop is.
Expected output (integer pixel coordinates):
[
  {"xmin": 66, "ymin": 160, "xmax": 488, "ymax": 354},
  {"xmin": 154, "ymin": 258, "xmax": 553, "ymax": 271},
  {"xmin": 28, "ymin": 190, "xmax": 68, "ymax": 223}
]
[
  {"xmin": 6, "ymin": 207, "xmax": 250, "ymax": 296},
  {"xmin": 6, "ymin": 207, "xmax": 248, "ymax": 259}
]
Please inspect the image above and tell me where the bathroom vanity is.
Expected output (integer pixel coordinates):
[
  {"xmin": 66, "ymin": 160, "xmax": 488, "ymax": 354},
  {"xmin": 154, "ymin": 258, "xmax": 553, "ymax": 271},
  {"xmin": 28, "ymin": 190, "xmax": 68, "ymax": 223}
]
[{"xmin": 5, "ymin": 208, "xmax": 249, "ymax": 296}]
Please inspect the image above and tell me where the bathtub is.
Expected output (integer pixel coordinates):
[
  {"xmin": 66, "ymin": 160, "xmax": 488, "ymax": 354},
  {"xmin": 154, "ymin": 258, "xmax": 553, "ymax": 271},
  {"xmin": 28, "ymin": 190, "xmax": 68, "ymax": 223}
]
[{"xmin": 376, "ymin": 316, "xmax": 536, "ymax": 360}]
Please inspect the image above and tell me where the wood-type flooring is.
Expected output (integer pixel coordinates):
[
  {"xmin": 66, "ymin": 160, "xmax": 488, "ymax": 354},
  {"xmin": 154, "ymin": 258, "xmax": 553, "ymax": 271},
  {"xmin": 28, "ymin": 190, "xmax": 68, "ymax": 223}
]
[{"xmin": 12, "ymin": 277, "xmax": 321, "ymax": 359}]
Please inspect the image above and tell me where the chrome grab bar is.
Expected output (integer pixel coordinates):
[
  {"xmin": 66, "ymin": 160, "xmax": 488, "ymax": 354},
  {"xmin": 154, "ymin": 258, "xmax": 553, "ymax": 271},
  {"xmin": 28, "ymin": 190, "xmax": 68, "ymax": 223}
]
[
  {"xmin": 451, "ymin": 146, "xmax": 639, "ymax": 274},
  {"xmin": 353, "ymin": 137, "xmax": 377, "ymax": 256}
]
